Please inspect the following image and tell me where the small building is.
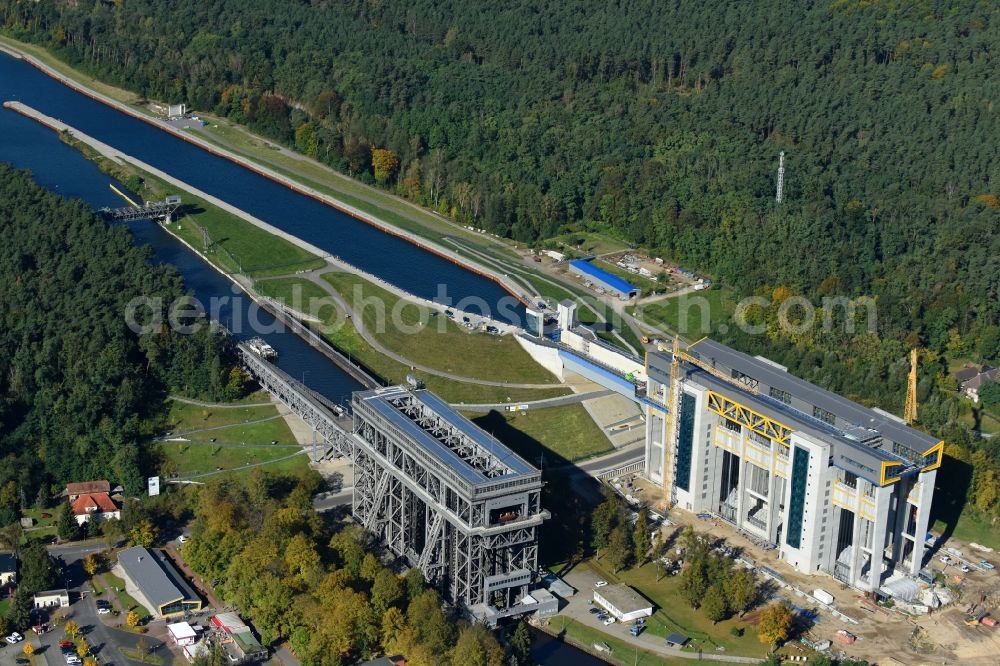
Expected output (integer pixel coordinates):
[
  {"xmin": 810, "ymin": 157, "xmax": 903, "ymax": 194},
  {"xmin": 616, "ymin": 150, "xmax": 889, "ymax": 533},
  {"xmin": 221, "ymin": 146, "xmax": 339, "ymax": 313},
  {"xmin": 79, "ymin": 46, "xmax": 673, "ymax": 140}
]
[
  {"xmin": 569, "ymin": 260, "xmax": 639, "ymax": 300},
  {"xmin": 168, "ymin": 622, "xmax": 199, "ymax": 647},
  {"xmin": 116, "ymin": 546, "xmax": 202, "ymax": 619},
  {"xmin": 544, "ymin": 250, "xmax": 566, "ymax": 262},
  {"xmin": 522, "ymin": 588, "xmax": 559, "ymax": 618},
  {"xmin": 0, "ymin": 552, "xmax": 15, "ymax": 586},
  {"xmin": 211, "ymin": 613, "xmax": 268, "ymax": 663},
  {"xmin": 957, "ymin": 366, "xmax": 999, "ymax": 403},
  {"xmin": 182, "ymin": 641, "xmax": 209, "ymax": 663},
  {"xmin": 65, "ymin": 480, "xmax": 111, "ymax": 502},
  {"xmin": 593, "ymin": 584, "xmax": 653, "ymax": 622},
  {"xmin": 71, "ymin": 491, "xmax": 120, "ymax": 525},
  {"xmin": 666, "ymin": 632, "xmax": 689, "ymax": 648},
  {"xmin": 34, "ymin": 589, "xmax": 70, "ymax": 609},
  {"xmin": 543, "ymin": 573, "xmax": 576, "ymax": 598}
]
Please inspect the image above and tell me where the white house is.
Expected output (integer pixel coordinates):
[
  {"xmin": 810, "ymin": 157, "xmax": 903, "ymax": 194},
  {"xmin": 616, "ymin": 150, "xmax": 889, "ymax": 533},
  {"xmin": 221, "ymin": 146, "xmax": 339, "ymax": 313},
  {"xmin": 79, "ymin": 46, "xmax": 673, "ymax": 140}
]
[
  {"xmin": 593, "ymin": 584, "xmax": 653, "ymax": 622},
  {"xmin": 34, "ymin": 589, "xmax": 70, "ymax": 609}
]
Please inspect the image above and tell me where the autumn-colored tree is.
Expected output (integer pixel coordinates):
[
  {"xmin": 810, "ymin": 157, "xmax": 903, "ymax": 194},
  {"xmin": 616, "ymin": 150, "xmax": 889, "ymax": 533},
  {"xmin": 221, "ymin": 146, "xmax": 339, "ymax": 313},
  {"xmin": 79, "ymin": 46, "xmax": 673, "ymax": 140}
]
[
  {"xmin": 76, "ymin": 638, "xmax": 90, "ymax": 658},
  {"xmin": 23, "ymin": 642, "xmax": 35, "ymax": 656},
  {"xmin": 129, "ymin": 519, "xmax": 158, "ymax": 548},
  {"xmin": 371, "ymin": 148, "xmax": 400, "ymax": 184},
  {"xmin": 126, "ymin": 611, "xmax": 141, "ymax": 628},
  {"xmin": 83, "ymin": 553, "xmax": 100, "ymax": 577},
  {"xmin": 757, "ymin": 602, "xmax": 794, "ymax": 650},
  {"xmin": 84, "ymin": 658, "xmax": 99, "ymax": 666},
  {"xmin": 448, "ymin": 624, "xmax": 505, "ymax": 666},
  {"xmin": 64, "ymin": 620, "xmax": 81, "ymax": 638}
]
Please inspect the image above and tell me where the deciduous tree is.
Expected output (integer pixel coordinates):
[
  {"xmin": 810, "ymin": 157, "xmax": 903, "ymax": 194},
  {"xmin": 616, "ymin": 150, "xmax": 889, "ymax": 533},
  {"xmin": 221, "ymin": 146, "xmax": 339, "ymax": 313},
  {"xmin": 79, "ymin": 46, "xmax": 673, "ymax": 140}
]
[{"xmin": 757, "ymin": 602, "xmax": 794, "ymax": 650}]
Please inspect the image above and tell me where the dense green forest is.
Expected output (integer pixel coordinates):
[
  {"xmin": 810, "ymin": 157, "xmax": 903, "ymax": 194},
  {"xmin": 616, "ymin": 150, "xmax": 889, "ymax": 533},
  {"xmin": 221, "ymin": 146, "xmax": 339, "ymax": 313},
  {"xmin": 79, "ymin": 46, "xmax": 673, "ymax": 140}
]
[
  {"xmin": 2, "ymin": 0, "xmax": 998, "ymax": 524},
  {"xmin": 0, "ymin": 165, "xmax": 241, "ymax": 523},
  {"xmin": 2, "ymin": 0, "xmax": 996, "ymax": 355}
]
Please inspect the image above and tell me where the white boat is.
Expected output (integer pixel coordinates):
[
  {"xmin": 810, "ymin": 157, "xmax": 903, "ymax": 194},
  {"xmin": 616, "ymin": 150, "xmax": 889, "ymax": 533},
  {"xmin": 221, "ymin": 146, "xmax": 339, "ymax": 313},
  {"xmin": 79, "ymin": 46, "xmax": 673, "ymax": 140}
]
[{"xmin": 246, "ymin": 337, "xmax": 277, "ymax": 360}]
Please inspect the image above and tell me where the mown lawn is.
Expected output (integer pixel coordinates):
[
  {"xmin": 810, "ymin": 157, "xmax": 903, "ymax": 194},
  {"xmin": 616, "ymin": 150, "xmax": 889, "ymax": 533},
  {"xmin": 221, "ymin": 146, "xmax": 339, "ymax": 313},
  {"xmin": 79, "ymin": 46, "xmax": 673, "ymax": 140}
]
[
  {"xmin": 579, "ymin": 558, "xmax": 768, "ymax": 659},
  {"xmin": 544, "ymin": 616, "xmax": 688, "ymax": 666},
  {"xmin": 164, "ymin": 400, "xmax": 290, "ymax": 438},
  {"xmin": 321, "ymin": 271, "xmax": 558, "ymax": 385},
  {"xmin": 632, "ymin": 287, "xmax": 737, "ymax": 340},
  {"xmin": 157, "ymin": 441, "xmax": 305, "ymax": 478},
  {"xmin": 103, "ymin": 572, "xmax": 151, "ymax": 620},
  {"xmin": 934, "ymin": 513, "xmax": 1000, "ymax": 552},
  {"xmin": 469, "ymin": 404, "xmax": 614, "ymax": 464}
]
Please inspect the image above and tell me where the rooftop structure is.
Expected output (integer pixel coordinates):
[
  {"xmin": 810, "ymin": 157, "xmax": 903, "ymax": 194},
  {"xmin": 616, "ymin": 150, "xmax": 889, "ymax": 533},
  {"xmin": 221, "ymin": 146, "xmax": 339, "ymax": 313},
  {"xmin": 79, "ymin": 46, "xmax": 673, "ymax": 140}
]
[
  {"xmin": 211, "ymin": 613, "xmax": 267, "ymax": 663},
  {"xmin": 116, "ymin": 546, "xmax": 201, "ymax": 618},
  {"xmin": 569, "ymin": 259, "xmax": 639, "ymax": 299},
  {"xmin": 167, "ymin": 622, "xmax": 198, "ymax": 647},
  {"xmin": 351, "ymin": 386, "xmax": 547, "ymax": 611}
]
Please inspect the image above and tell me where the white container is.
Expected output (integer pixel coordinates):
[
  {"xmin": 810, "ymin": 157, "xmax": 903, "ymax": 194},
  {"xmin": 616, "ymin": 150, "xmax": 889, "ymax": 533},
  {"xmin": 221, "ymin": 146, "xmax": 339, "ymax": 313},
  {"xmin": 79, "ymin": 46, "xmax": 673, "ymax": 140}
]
[{"xmin": 813, "ymin": 589, "xmax": 834, "ymax": 605}]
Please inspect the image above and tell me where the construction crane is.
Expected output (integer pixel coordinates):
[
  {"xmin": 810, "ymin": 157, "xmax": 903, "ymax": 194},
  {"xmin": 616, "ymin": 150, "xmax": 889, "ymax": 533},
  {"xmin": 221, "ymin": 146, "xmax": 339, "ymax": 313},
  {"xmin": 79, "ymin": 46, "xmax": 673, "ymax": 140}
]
[
  {"xmin": 659, "ymin": 335, "xmax": 682, "ymax": 510},
  {"xmin": 904, "ymin": 348, "xmax": 919, "ymax": 424},
  {"xmin": 659, "ymin": 335, "xmax": 766, "ymax": 509}
]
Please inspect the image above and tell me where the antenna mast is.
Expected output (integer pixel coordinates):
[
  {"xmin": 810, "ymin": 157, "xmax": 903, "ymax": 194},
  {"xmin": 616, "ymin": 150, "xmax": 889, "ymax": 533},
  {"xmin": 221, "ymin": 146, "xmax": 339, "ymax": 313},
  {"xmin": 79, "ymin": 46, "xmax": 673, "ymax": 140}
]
[{"xmin": 775, "ymin": 151, "xmax": 786, "ymax": 204}]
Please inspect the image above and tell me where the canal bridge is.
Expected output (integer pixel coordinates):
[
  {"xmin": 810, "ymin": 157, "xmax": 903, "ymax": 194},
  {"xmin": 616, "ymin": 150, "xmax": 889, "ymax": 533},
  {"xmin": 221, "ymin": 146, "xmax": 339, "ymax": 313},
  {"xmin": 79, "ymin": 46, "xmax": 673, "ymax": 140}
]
[
  {"xmin": 100, "ymin": 194, "xmax": 182, "ymax": 222},
  {"xmin": 236, "ymin": 341, "xmax": 547, "ymax": 616}
]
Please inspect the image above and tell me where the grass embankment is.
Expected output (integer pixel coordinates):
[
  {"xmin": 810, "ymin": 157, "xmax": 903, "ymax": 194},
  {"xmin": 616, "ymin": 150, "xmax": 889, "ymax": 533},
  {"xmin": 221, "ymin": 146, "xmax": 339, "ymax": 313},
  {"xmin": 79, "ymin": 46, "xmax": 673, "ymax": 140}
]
[
  {"xmin": 57, "ymin": 134, "xmax": 325, "ymax": 278},
  {"xmin": 544, "ymin": 616, "xmax": 687, "ymax": 666},
  {"xmin": 546, "ymin": 230, "xmax": 631, "ymax": 256},
  {"xmin": 321, "ymin": 272, "xmax": 557, "ymax": 384},
  {"xmin": 469, "ymin": 405, "xmax": 613, "ymax": 463},
  {"xmin": 630, "ymin": 287, "xmax": 737, "ymax": 340},
  {"xmin": 102, "ymin": 572, "xmax": 151, "ymax": 621},
  {"xmin": 577, "ymin": 558, "xmax": 767, "ymax": 659},
  {"xmin": 255, "ymin": 275, "xmax": 569, "ymax": 405},
  {"xmin": 157, "ymin": 398, "xmax": 306, "ymax": 478},
  {"xmin": 933, "ymin": 513, "xmax": 1000, "ymax": 552}
]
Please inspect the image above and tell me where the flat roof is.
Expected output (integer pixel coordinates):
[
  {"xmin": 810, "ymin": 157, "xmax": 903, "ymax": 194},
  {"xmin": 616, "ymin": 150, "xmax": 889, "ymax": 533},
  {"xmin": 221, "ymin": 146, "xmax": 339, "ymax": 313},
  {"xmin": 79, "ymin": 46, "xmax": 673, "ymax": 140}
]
[
  {"xmin": 117, "ymin": 546, "xmax": 199, "ymax": 610},
  {"xmin": 167, "ymin": 622, "xmax": 197, "ymax": 640},
  {"xmin": 594, "ymin": 584, "xmax": 653, "ymax": 612},
  {"xmin": 686, "ymin": 339, "xmax": 939, "ymax": 455},
  {"xmin": 569, "ymin": 260, "xmax": 639, "ymax": 296},
  {"xmin": 667, "ymin": 632, "xmax": 689, "ymax": 645},
  {"xmin": 354, "ymin": 387, "xmax": 537, "ymax": 485}
]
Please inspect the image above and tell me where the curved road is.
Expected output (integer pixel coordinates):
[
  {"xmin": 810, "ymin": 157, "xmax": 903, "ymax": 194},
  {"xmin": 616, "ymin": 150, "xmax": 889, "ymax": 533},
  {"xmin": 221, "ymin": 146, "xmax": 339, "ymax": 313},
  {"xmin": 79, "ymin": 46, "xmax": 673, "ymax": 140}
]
[{"xmin": 292, "ymin": 267, "xmax": 562, "ymax": 390}]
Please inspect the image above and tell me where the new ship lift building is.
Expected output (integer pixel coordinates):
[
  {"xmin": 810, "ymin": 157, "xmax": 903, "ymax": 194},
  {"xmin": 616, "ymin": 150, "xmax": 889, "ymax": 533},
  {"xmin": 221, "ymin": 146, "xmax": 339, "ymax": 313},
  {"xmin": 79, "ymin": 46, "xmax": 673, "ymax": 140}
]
[
  {"xmin": 644, "ymin": 339, "xmax": 942, "ymax": 592},
  {"xmin": 569, "ymin": 259, "xmax": 639, "ymax": 299},
  {"xmin": 351, "ymin": 386, "xmax": 548, "ymax": 616}
]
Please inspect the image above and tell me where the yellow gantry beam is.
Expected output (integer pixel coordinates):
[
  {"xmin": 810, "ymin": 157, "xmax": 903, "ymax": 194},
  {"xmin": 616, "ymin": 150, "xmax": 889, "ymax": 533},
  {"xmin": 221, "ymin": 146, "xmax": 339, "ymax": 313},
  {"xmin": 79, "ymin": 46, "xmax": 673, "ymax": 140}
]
[{"xmin": 705, "ymin": 390, "xmax": 792, "ymax": 447}]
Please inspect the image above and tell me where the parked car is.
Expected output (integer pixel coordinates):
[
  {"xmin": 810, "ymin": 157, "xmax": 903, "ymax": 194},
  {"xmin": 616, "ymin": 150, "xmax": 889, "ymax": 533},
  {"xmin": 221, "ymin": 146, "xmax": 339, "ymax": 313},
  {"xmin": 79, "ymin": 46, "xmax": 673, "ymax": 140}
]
[
  {"xmin": 594, "ymin": 580, "xmax": 608, "ymax": 588},
  {"xmin": 939, "ymin": 555, "xmax": 952, "ymax": 564},
  {"xmin": 178, "ymin": 534, "xmax": 190, "ymax": 544},
  {"xmin": 588, "ymin": 607, "xmax": 601, "ymax": 615},
  {"xmin": 603, "ymin": 617, "xmax": 616, "ymax": 626},
  {"xmin": 981, "ymin": 560, "xmax": 996, "ymax": 570},
  {"xmin": 97, "ymin": 607, "xmax": 111, "ymax": 615},
  {"xmin": 5, "ymin": 633, "xmax": 24, "ymax": 644},
  {"xmin": 60, "ymin": 640, "xmax": 74, "ymax": 649},
  {"xmin": 630, "ymin": 625, "xmax": 645, "ymax": 637},
  {"xmin": 961, "ymin": 564, "xmax": 971, "ymax": 573}
]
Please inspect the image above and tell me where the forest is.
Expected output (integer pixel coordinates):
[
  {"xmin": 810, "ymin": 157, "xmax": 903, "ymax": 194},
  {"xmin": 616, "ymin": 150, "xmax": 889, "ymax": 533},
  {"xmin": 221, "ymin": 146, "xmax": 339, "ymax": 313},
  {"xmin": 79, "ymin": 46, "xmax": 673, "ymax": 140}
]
[
  {"xmin": 0, "ymin": 166, "xmax": 242, "ymax": 524},
  {"xmin": 0, "ymin": 1, "xmax": 998, "ymax": 521},
  {"xmin": 180, "ymin": 469, "xmax": 525, "ymax": 666}
]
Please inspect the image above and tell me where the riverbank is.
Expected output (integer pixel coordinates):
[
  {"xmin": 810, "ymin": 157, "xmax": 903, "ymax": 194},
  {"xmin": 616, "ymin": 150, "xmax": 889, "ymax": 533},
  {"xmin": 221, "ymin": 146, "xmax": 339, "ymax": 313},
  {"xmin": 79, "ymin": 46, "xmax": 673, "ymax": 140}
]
[{"xmin": 0, "ymin": 37, "xmax": 535, "ymax": 306}]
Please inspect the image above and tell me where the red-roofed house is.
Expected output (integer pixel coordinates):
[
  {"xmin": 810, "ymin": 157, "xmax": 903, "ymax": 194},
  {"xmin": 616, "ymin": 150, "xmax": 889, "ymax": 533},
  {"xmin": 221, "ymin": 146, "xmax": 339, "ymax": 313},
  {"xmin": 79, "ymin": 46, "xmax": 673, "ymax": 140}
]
[
  {"xmin": 67, "ymin": 481, "xmax": 120, "ymax": 525},
  {"xmin": 65, "ymin": 480, "xmax": 111, "ymax": 502}
]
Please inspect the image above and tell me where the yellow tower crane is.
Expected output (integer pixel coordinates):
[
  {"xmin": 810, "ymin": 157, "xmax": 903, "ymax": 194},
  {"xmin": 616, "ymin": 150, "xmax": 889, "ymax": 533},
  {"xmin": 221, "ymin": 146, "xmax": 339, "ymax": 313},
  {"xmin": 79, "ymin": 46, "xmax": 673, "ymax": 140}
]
[{"xmin": 904, "ymin": 348, "xmax": 919, "ymax": 424}]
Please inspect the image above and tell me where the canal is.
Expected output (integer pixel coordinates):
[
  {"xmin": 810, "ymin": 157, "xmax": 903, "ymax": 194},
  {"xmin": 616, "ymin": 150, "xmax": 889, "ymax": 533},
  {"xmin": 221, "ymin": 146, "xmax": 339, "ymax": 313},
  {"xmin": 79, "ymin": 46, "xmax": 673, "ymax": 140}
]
[
  {"xmin": 0, "ymin": 51, "xmax": 606, "ymax": 666},
  {"xmin": 0, "ymin": 51, "xmax": 520, "ymax": 323},
  {"xmin": 0, "ymin": 92, "xmax": 362, "ymax": 404}
]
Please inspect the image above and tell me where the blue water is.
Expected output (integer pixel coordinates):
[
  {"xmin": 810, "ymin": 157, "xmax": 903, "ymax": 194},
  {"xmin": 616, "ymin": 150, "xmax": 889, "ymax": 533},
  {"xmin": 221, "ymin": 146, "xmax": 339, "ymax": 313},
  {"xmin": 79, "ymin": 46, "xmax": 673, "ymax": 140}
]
[
  {"xmin": 0, "ymin": 51, "xmax": 520, "ymax": 322},
  {"xmin": 0, "ymin": 100, "xmax": 361, "ymax": 403}
]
